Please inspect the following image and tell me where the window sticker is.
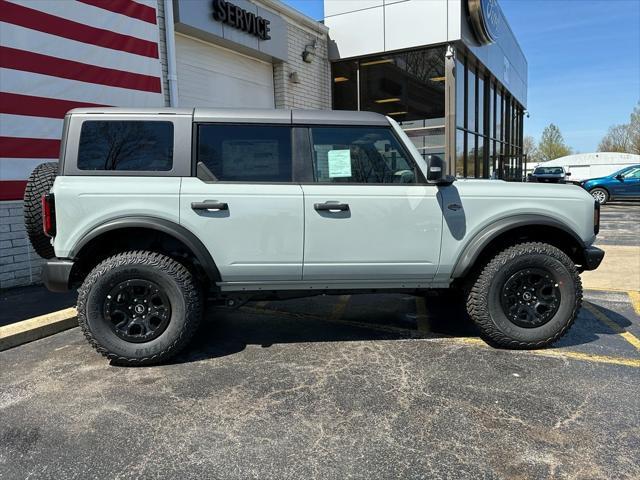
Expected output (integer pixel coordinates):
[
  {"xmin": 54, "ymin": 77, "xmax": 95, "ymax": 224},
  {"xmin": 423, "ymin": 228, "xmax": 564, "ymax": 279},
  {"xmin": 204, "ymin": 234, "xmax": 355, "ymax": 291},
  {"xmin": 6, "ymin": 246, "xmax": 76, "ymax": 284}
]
[{"xmin": 327, "ymin": 149, "xmax": 352, "ymax": 178}]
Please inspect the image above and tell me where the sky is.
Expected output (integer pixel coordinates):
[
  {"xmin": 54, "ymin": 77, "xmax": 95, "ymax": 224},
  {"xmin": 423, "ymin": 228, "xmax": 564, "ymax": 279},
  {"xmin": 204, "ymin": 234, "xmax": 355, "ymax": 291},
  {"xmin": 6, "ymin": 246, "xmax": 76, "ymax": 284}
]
[{"xmin": 282, "ymin": 0, "xmax": 640, "ymax": 153}]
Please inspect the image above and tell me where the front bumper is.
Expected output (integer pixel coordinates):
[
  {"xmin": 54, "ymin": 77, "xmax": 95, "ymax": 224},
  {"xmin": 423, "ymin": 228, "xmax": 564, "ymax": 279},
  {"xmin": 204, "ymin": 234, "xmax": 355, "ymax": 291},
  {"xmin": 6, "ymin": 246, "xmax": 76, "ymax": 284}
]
[
  {"xmin": 580, "ymin": 246, "xmax": 605, "ymax": 271},
  {"xmin": 42, "ymin": 258, "xmax": 74, "ymax": 292}
]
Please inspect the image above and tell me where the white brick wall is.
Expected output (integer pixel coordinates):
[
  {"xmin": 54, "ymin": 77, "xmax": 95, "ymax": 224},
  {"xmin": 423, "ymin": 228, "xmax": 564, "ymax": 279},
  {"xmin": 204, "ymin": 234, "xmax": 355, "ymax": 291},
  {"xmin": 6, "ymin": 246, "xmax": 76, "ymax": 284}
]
[
  {"xmin": 0, "ymin": 201, "xmax": 45, "ymax": 290},
  {"xmin": 273, "ymin": 22, "xmax": 331, "ymax": 110}
]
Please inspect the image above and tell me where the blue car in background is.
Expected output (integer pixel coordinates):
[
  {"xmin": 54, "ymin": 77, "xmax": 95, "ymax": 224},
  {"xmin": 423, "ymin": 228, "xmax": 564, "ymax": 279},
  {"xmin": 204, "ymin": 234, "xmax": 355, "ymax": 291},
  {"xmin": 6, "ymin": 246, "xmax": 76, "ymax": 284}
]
[{"xmin": 580, "ymin": 164, "xmax": 640, "ymax": 204}]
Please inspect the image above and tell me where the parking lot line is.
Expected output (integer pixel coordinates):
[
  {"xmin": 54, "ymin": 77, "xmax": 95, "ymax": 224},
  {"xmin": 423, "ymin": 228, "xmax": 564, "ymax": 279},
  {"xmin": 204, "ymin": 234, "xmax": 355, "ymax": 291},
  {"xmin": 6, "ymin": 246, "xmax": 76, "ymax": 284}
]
[
  {"xmin": 452, "ymin": 337, "xmax": 640, "ymax": 368},
  {"xmin": 330, "ymin": 295, "xmax": 351, "ymax": 320},
  {"xmin": 628, "ymin": 291, "xmax": 640, "ymax": 316},
  {"xmin": 584, "ymin": 302, "xmax": 640, "ymax": 352}
]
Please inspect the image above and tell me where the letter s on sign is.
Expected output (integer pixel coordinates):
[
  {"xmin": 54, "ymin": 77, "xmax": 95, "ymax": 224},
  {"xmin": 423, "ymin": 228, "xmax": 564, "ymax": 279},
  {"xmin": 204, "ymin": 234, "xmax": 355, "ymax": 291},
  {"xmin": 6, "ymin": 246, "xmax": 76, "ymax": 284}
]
[{"xmin": 212, "ymin": 0, "xmax": 227, "ymax": 22}]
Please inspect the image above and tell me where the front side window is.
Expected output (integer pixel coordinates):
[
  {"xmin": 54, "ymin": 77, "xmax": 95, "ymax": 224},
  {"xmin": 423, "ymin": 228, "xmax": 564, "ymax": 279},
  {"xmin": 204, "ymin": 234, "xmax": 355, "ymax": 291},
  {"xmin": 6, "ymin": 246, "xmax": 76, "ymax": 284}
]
[
  {"xmin": 197, "ymin": 125, "xmax": 292, "ymax": 182},
  {"xmin": 310, "ymin": 127, "xmax": 417, "ymax": 184},
  {"xmin": 78, "ymin": 121, "xmax": 173, "ymax": 171},
  {"xmin": 621, "ymin": 167, "xmax": 640, "ymax": 179}
]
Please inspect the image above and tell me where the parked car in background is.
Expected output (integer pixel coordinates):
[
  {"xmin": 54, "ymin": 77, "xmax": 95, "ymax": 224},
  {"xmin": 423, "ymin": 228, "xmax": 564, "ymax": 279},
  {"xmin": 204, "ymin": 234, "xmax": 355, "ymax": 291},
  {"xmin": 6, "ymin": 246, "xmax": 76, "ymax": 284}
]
[
  {"xmin": 580, "ymin": 164, "xmax": 640, "ymax": 204},
  {"xmin": 527, "ymin": 166, "xmax": 570, "ymax": 184}
]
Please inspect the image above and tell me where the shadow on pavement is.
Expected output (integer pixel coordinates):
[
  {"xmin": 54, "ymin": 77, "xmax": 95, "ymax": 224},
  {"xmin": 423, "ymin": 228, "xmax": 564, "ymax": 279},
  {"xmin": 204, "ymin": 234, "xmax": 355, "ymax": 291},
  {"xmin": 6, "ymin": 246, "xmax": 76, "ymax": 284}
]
[{"xmin": 0, "ymin": 285, "xmax": 77, "ymax": 327}]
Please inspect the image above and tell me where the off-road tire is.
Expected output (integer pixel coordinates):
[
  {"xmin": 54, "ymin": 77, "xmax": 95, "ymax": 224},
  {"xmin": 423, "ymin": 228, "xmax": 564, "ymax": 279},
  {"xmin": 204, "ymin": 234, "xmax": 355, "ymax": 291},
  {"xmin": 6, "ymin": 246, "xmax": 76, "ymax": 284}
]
[
  {"xmin": 466, "ymin": 242, "xmax": 582, "ymax": 349},
  {"xmin": 589, "ymin": 187, "xmax": 609, "ymax": 205},
  {"xmin": 23, "ymin": 162, "xmax": 58, "ymax": 259},
  {"xmin": 77, "ymin": 251, "xmax": 203, "ymax": 365}
]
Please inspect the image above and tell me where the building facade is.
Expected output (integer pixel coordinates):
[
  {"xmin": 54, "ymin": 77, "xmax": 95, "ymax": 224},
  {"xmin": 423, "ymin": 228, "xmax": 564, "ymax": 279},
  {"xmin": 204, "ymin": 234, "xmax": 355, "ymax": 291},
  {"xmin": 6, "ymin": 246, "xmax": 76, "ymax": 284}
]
[
  {"xmin": 0, "ymin": 0, "xmax": 331, "ymax": 289},
  {"xmin": 0, "ymin": 0, "xmax": 527, "ymax": 289},
  {"xmin": 324, "ymin": 0, "xmax": 527, "ymax": 180}
]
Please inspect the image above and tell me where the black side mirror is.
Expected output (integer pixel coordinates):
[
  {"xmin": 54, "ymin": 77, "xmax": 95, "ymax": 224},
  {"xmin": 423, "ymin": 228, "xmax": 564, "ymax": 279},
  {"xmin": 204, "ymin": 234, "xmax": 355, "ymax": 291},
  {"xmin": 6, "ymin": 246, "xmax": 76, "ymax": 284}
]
[
  {"xmin": 426, "ymin": 155, "xmax": 445, "ymax": 182},
  {"xmin": 615, "ymin": 174, "xmax": 624, "ymax": 181},
  {"xmin": 565, "ymin": 172, "xmax": 571, "ymax": 177}
]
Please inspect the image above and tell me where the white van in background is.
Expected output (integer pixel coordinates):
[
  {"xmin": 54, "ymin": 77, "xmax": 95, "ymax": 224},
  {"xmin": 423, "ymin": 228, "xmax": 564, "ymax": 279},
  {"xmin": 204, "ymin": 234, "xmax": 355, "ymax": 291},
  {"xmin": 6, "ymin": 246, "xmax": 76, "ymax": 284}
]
[{"xmin": 529, "ymin": 152, "xmax": 640, "ymax": 182}]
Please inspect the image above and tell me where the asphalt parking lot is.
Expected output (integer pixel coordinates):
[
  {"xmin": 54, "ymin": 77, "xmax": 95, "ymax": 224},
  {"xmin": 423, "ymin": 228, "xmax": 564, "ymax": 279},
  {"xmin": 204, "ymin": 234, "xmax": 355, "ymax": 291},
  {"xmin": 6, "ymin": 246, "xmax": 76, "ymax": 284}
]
[{"xmin": 1, "ymin": 202, "xmax": 639, "ymax": 479}]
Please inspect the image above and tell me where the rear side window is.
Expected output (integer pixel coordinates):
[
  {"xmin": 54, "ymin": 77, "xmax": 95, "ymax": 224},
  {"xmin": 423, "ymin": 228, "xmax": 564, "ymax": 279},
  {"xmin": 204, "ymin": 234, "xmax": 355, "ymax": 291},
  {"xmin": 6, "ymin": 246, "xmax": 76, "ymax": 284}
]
[
  {"xmin": 197, "ymin": 124, "xmax": 292, "ymax": 182},
  {"xmin": 310, "ymin": 127, "xmax": 417, "ymax": 184},
  {"xmin": 78, "ymin": 121, "xmax": 173, "ymax": 171}
]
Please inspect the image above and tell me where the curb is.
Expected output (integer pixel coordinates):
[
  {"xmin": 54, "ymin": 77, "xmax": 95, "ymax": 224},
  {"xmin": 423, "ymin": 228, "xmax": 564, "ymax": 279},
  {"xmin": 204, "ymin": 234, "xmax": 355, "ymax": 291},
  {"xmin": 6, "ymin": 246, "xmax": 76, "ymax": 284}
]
[{"xmin": 0, "ymin": 307, "xmax": 78, "ymax": 352}]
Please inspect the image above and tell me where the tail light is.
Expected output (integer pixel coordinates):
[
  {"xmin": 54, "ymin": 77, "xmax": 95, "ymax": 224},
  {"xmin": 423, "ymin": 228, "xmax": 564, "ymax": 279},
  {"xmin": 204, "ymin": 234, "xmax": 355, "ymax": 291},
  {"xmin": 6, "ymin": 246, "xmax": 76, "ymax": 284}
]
[
  {"xmin": 42, "ymin": 193, "xmax": 56, "ymax": 237},
  {"xmin": 593, "ymin": 200, "xmax": 600, "ymax": 235}
]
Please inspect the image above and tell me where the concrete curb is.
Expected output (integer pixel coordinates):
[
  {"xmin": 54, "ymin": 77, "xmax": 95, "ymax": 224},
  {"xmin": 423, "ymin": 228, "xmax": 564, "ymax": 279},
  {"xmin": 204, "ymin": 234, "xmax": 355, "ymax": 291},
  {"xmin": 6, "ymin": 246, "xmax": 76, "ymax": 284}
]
[{"xmin": 0, "ymin": 307, "xmax": 78, "ymax": 351}]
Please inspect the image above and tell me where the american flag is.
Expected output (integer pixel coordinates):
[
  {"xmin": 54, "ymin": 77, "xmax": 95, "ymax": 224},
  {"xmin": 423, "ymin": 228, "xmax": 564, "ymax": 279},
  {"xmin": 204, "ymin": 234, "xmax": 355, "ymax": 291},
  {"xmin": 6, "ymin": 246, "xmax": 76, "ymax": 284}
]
[{"xmin": 0, "ymin": 0, "xmax": 165, "ymax": 200}]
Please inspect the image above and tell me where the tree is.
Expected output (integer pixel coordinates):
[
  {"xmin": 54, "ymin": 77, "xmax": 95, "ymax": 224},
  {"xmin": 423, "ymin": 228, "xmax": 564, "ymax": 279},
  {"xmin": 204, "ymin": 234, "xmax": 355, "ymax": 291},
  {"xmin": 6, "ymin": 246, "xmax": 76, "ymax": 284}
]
[
  {"xmin": 629, "ymin": 102, "xmax": 640, "ymax": 154},
  {"xmin": 598, "ymin": 124, "xmax": 630, "ymax": 153},
  {"xmin": 522, "ymin": 135, "xmax": 539, "ymax": 163},
  {"xmin": 537, "ymin": 124, "xmax": 571, "ymax": 162},
  {"xmin": 597, "ymin": 101, "xmax": 640, "ymax": 154}
]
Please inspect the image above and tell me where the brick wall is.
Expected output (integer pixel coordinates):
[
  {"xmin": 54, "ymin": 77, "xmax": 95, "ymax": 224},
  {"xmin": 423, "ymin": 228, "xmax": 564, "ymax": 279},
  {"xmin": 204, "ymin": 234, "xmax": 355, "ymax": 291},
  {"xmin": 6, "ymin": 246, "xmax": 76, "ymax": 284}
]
[
  {"xmin": 273, "ymin": 22, "xmax": 331, "ymax": 110},
  {"xmin": 0, "ymin": 201, "xmax": 44, "ymax": 290}
]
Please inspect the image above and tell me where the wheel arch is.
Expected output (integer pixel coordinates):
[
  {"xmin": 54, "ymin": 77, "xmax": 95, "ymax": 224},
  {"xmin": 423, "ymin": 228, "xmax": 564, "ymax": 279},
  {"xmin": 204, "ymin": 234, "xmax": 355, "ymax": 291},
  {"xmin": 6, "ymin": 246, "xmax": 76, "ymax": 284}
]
[
  {"xmin": 452, "ymin": 215, "xmax": 586, "ymax": 279},
  {"xmin": 69, "ymin": 216, "xmax": 221, "ymax": 286}
]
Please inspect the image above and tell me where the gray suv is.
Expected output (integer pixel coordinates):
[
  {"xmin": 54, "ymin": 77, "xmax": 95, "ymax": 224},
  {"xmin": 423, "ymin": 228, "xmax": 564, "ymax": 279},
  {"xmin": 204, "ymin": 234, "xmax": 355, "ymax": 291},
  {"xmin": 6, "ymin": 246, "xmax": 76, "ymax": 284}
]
[{"xmin": 24, "ymin": 108, "xmax": 604, "ymax": 365}]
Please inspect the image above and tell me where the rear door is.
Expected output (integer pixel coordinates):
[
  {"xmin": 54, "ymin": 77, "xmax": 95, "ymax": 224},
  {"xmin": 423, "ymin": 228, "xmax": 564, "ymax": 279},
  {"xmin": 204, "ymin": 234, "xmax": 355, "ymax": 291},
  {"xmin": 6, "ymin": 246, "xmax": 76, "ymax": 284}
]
[
  {"xmin": 301, "ymin": 125, "xmax": 442, "ymax": 282},
  {"xmin": 180, "ymin": 122, "xmax": 304, "ymax": 282}
]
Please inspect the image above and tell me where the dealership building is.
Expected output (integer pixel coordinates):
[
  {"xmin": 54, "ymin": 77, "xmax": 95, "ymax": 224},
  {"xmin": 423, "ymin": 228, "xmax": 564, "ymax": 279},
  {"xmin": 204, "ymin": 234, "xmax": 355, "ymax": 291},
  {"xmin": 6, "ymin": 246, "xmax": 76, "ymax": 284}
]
[{"xmin": 0, "ymin": 0, "xmax": 526, "ymax": 288}]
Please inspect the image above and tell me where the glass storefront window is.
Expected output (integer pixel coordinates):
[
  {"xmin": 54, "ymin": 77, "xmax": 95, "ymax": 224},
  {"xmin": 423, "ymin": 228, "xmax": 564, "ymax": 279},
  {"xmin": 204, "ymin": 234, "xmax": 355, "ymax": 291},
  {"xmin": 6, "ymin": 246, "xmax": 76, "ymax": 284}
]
[
  {"xmin": 466, "ymin": 132, "xmax": 476, "ymax": 178},
  {"xmin": 467, "ymin": 65, "xmax": 476, "ymax": 133},
  {"xmin": 331, "ymin": 61, "xmax": 358, "ymax": 111},
  {"xmin": 477, "ymin": 75, "xmax": 484, "ymax": 136},
  {"xmin": 456, "ymin": 59, "xmax": 465, "ymax": 129},
  {"xmin": 456, "ymin": 129, "xmax": 465, "ymax": 177}
]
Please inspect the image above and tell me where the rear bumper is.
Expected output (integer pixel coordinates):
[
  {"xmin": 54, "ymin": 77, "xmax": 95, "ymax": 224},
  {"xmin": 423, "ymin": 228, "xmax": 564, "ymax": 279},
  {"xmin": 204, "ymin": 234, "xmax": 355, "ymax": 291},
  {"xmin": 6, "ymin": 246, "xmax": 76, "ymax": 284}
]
[
  {"xmin": 42, "ymin": 258, "xmax": 74, "ymax": 292},
  {"xmin": 580, "ymin": 246, "xmax": 605, "ymax": 271}
]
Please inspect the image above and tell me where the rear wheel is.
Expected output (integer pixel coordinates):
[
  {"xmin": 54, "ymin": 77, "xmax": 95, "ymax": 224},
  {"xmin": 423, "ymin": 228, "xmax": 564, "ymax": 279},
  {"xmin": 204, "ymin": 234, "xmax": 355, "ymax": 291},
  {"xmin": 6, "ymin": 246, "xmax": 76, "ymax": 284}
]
[
  {"xmin": 590, "ymin": 187, "xmax": 609, "ymax": 205},
  {"xmin": 23, "ymin": 162, "xmax": 58, "ymax": 259},
  {"xmin": 466, "ymin": 242, "xmax": 581, "ymax": 349},
  {"xmin": 77, "ymin": 251, "xmax": 202, "ymax": 365}
]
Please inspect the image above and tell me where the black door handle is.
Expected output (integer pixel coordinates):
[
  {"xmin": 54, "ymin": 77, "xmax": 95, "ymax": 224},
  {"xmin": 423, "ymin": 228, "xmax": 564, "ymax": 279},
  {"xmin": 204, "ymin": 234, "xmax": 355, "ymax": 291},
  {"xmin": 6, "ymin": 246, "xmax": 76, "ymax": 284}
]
[
  {"xmin": 191, "ymin": 201, "xmax": 228, "ymax": 211},
  {"xmin": 314, "ymin": 202, "xmax": 349, "ymax": 212}
]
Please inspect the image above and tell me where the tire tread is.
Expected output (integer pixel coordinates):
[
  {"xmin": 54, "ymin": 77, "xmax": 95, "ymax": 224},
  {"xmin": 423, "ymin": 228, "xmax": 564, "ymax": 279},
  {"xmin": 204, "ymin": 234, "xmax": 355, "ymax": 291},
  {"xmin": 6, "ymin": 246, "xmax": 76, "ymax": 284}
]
[{"xmin": 466, "ymin": 241, "xmax": 582, "ymax": 349}]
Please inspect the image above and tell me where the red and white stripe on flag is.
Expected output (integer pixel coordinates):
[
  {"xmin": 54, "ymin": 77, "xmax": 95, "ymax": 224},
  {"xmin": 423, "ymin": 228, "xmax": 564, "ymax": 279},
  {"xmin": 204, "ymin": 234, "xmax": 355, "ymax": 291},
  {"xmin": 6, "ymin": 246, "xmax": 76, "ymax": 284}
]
[{"xmin": 0, "ymin": 0, "xmax": 164, "ymax": 200}]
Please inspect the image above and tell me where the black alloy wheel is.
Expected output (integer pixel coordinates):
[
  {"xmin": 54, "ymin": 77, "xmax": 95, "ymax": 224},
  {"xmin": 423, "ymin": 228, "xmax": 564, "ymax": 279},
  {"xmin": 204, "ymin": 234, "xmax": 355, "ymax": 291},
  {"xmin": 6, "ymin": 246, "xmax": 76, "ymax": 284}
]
[
  {"xmin": 103, "ymin": 279, "xmax": 171, "ymax": 343},
  {"xmin": 499, "ymin": 268, "xmax": 561, "ymax": 328}
]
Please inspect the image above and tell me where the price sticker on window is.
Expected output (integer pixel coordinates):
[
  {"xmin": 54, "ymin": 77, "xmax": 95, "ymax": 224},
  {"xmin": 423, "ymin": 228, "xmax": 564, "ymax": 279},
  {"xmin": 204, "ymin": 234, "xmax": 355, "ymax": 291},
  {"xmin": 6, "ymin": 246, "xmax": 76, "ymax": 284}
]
[{"xmin": 327, "ymin": 149, "xmax": 352, "ymax": 178}]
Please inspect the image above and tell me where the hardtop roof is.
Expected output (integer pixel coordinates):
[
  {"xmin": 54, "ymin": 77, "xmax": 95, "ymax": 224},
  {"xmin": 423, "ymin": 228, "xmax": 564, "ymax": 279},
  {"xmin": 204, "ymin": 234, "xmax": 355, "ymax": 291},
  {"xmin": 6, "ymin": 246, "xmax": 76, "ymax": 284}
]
[{"xmin": 67, "ymin": 107, "xmax": 389, "ymax": 126}]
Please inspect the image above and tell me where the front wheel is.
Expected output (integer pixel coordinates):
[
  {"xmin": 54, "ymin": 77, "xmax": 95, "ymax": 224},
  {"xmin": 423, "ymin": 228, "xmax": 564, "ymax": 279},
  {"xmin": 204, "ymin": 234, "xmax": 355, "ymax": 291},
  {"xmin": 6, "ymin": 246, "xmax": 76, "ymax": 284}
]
[
  {"xmin": 77, "ymin": 251, "xmax": 203, "ymax": 365},
  {"xmin": 590, "ymin": 187, "xmax": 609, "ymax": 205},
  {"xmin": 466, "ymin": 242, "xmax": 582, "ymax": 349}
]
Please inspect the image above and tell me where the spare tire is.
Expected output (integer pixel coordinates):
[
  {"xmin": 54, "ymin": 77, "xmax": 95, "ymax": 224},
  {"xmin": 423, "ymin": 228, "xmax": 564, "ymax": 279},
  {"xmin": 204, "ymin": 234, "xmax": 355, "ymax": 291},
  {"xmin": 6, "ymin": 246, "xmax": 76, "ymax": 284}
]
[{"xmin": 23, "ymin": 162, "xmax": 58, "ymax": 259}]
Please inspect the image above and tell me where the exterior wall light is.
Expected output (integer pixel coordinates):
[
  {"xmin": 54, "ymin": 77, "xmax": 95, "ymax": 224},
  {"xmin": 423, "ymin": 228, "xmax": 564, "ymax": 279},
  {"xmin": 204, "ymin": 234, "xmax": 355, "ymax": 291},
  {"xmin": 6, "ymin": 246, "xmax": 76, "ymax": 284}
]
[
  {"xmin": 289, "ymin": 71, "xmax": 300, "ymax": 83},
  {"xmin": 302, "ymin": 40, "xmax": 317, "ymax": 63}
]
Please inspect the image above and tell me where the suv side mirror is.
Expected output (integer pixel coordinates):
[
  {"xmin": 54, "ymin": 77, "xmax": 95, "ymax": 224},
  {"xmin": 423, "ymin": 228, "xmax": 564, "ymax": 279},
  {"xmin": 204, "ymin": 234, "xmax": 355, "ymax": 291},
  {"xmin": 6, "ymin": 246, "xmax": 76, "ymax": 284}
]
[
  {"xmin": 565, "ymin": 172, "xmax": 571, "ymax": 177},
  {"xmin": 425, "ymin": 155, "xmax": 446, "ymax": 183}
]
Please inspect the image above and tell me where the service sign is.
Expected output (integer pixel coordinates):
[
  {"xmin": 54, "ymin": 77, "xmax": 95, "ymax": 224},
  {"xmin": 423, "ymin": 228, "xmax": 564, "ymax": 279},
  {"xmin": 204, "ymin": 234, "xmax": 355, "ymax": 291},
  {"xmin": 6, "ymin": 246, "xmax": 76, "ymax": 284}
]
[{"xmin": 212, "ymin": 0, "xmax": 271, "ymax": 40}]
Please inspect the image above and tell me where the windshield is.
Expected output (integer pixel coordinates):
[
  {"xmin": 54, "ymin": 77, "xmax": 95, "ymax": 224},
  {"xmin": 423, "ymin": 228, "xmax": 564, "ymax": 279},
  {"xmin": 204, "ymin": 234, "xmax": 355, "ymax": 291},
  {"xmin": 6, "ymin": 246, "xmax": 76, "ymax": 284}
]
[{"xmin": 533, "ymin": 167, "xmax": 564, "ymax": 175}]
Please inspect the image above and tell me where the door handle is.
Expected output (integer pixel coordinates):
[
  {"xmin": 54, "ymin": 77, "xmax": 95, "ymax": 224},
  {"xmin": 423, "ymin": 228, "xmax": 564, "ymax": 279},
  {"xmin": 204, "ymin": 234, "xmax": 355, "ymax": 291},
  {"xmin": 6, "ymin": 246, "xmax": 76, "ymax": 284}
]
[
  {"xmin": 314, "ymin": 202, "xmax": 349, "ymax": 212},
  {"xmin": 191, "ymin": 201, "xmax": 228, "ymax": 212}
]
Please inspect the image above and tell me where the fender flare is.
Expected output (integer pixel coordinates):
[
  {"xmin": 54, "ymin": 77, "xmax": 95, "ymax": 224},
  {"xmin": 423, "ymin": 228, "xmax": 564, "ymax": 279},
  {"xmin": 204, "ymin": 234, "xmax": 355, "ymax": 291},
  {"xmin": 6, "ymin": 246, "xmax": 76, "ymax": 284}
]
[
  {"xmin": 451, "ymin": 214, "xmax": 586, "ymax": 278},
  {"xmin": 69, "ymin": 216, "xmax": 221, "ymax": 282}
]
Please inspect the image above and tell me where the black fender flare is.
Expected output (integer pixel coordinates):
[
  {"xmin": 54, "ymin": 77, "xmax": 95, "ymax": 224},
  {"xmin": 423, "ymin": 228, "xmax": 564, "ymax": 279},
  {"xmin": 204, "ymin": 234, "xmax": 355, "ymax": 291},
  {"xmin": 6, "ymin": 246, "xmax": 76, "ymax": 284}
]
[
  {"xmin": 69, "ymin": 216, "xmax": 221, "ymax": 282},
  {"xmin": 451, "ymin": 214, "xmax": 586, "ymax": 278}
]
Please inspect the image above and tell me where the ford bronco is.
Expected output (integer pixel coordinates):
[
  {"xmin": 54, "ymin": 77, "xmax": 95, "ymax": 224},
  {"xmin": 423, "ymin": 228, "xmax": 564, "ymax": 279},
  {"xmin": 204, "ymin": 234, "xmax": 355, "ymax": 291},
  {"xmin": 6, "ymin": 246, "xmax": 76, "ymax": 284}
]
[{"xmin": 24, "ymin": 108, "xmax": 604, "ymax": 365}]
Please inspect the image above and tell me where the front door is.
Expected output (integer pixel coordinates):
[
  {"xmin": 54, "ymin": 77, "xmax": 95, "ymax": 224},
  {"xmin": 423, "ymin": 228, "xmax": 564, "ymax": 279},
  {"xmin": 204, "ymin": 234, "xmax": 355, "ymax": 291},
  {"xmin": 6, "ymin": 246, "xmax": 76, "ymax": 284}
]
[
  {"xmin": 180, "ymin": 123, "xmax": 303, "ymax": 282},
  {"xmin": 612, "ymin": 166, "xmax": 640, "ymax": 198},
  {"xmin": 301, "ymin": 126, "xmax": 442, "ymax": 282}
]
